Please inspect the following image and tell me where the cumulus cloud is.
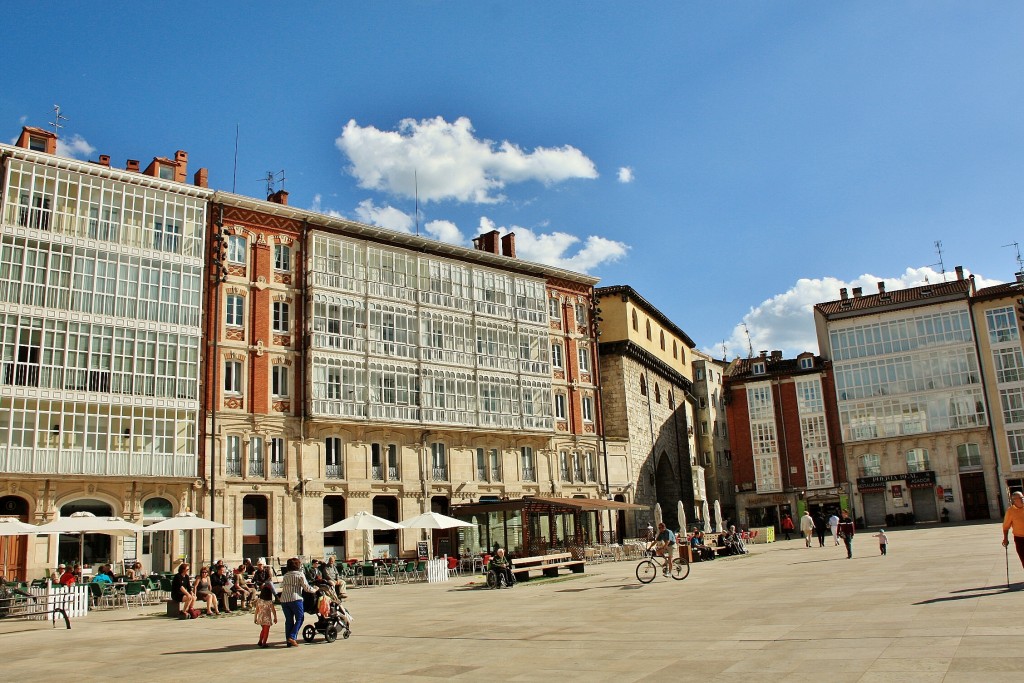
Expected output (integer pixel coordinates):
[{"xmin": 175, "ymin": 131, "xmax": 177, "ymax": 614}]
[
  {"xmin": 335, "ymin": 116, "xmax": 598, "ymax": 204},
  {"xmin": 354, "ymin": 199, "xmax": 414, "ymax": 233},
  {"xmin": 710, "ymin": 267, "xmax": 1003, "ymax": 360},
  {"xmin": 309, "ymin": 194, "xmax": 346, "ymax": 219},
  {"xmin": 56, "ymin": 134, "xmax": 95, "ymax": 159},
  {"xmin": 424, "ymin": 219, "xmax": 465, "ymax": 244},
  {"xmin": 617, "ymin": 167, "xmax": 634, "ymax": 183},
  {"xmin": 475, "ymin": 217, "xmax": 628, "ymax": 273}
]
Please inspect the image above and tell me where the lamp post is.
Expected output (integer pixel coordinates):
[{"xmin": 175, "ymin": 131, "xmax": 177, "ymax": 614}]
[
  {"xmin": 208, "ymin": 213, "xmax": 228, "ymax": 562},
  {"xmin": 588, "ymin": 294, "xmax": 613, "ymax": 543}
]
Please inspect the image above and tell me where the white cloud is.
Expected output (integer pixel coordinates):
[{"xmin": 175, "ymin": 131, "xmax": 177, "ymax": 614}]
[
  {"xmin": 56, "ymin": 134, "xmax": 95, "ymax": 159},
  {"xmin": 354, "ymin": 199, "xmax": 414, "ymax": 233},
  {"xmin": 617, "ymin": 166, "xmax": 634, "ymax": 183},
  {"xmin": 475, "ymin": 217, "xmax": 628, "ymax": 273},
  {"xmin": 335, "ymin": 116, "xmax": 598, "ymax": 204},
  {"xmin": 309, "ymin": 194, "xmax": 346, "ymax": 218},
  {"xmin": 710, "ymin": 267, "xmax": 1003, "ymax": 360},
  {"xmin": 424, "ymin": 219, "xmax": 465, "ymax": 245}
]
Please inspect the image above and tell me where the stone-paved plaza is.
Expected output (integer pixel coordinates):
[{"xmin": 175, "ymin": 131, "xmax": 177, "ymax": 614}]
[{"xmin": 4, "ymin": 522, "xmax": 1023, "ymax": 682}]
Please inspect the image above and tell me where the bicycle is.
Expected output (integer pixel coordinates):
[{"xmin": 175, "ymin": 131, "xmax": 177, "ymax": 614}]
[{"xmin": 635, "ymin": 545, "xmax": 689, "ymax": 583}]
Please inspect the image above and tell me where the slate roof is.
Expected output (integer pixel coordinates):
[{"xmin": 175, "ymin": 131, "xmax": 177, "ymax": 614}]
[{"xmin": 814, "ymin": 279, "xmax": 972, "ymax": 318}]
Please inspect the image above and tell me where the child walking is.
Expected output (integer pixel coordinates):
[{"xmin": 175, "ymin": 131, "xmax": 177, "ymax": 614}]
[
  {"xmin": 253, "ymin": 585, "xmax": 278, "ymax": 648},
  {"xmin": 873, "ymin": 529, "xmax": 888, "ymax": 556}
]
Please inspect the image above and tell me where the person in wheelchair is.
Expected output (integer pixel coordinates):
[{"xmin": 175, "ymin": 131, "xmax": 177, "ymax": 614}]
[{"xmin": 488, "ymin": 548, "xmax": 515, "ymax": 589}]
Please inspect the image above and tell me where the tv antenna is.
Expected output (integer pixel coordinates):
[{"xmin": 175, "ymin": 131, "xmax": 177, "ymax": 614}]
[
  {"xmin": 720, "ymin": 339, "xmax": 728, "ymax": 361},
  {"xmin": 926, "ymin": 240, "xmax": 947, "ymax": 281},
  {"xmin": 741, "ymin": 323, "xmax": 753, "ymax": 358},
  {"xmin": 261, "ymin": 170, "xmax": 286, "ymax": 197},
  {"xmin": 1004, "ymin": 241, "xmax": 1024, "ymax": 274},
  {"xmin": 414, "ymin": 169, "xmax": 420, "ymax": 236},
  {"xmin": 48, "ymin": 104, "xmax": 68, "ymax": 137}
]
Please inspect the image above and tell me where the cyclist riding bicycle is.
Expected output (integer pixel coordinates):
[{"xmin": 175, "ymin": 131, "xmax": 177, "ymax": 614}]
[{"xmin": 651, "ymin": 522, "xmax": 676, "ymax": 574}]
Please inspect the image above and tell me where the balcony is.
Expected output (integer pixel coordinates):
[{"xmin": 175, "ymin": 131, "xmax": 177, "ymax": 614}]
[
  {"xmin": 0, "ymin": 447, "xmax": 197, "ymax": 478},
  {"xmin": 326, "ymin": 464, "xmax": 344, "ymax": 479},
  {"xmin": 432, "ymin": 467, "xmax": 448, "ymax": 481},
  {"xmin": 388, "ymin": 465, "xmax": 399, "ymax": 480},
  {"xmin": 522, "ymin": 467, "xmax": 536, "ymax": 482},
  {"xmin": 559, "ymin": 468, "xmax": 570, "ymax": 482},
  {"xmin": 270, "ymin": 461, "xmax": 285, "ymax": 478},
  {"xmin": 476, "ymin": 467, "xmax": 487, "ymax": 481},
  {"xmin": 371, "ymin": 465, "xmax": 384, "ymax": 481},
  {"xmin": 249, "ymin": 459, "xmax": 265, "ymax": 477},
  {"xmin": 225, "ymin": 459, "xmax": 241, "ymax": 477}
]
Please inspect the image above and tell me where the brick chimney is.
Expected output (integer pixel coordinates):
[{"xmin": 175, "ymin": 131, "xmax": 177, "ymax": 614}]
[
  {"xmin": 97, "ymin": 154, "xmax": 110, "ymax": 167},
  {"xmin": 852, "ymin": 287, "xmax": 862, "ymax": 298},
  {"xmin": 174, "ymin": 151, "xmax": 188, "ymax": 182},
  {"xmin": 268, "ymin": 190, "xmax": 289, "ymax": 205},
  {"xmin": 770, "ymin": 350, "xmax": 782, "ymax": 362},
  {"xmin": 473, "ymin": 230, "xmax": 501, "ymax": 255},
  {"xmin": 877, "ymin": 281, "xmax": 886, "ymax": 294},
  {"xmin": 126, "ymin": 159, "xmax": 140, "ymax": 172},
  {"xmin": 955, "ymin": 265, "xmax": 964, "ymax": 281},
  {"xmin": 501, "ymin": 232, "xmax": 516, "ymax": 258},
  {"xmin": 193, "ymin": 168, "xmax": 209, "ymax": 188},
  {"xmin": 840, "ymin": 288, "xmax": 848, "ymax": 300}
]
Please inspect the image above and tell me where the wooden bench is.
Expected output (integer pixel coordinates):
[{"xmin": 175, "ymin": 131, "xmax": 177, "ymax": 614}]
[{"xmin": 510, "ymin": 552, "xmax": 585, "ymax": 580}]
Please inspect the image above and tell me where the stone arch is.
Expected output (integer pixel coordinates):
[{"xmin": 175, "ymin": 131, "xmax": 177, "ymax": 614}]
[{"xmin": 654, "ymin": 452, "xmax": 681, "ymax": 531}]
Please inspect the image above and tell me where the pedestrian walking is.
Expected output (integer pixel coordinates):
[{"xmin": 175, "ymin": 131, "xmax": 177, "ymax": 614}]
[
  {"xmin": 800, "ymin": 511, "xmax": 815, "ymax": 548},
  {"xmin": 781, "ymin": 514, "xmax": 795, "ymax": 541},
  {"xmin": 837, "ymin": 509, "xmax": 855, "ymax": 559},
  {"xmin": 873, "ymin": 529, "xmax": 888, "ymax": 556},
  {"xmin": 828, "ymin": 513, "xmax": 840, "ymax": 546},
  {"xmin": 279, "ymin": 557, "xmax": 316, "ymax": 647},
  {"xmin": 815, "ymin": 513, "xmax": 827, "ymax": 547},
  {"xmin": 253, "ymin": 585, "xmax": 278, "ymax": 648},
  {"xmin": 1001, "ymin": 491, "xmax": 1024, "ymax": 571}
]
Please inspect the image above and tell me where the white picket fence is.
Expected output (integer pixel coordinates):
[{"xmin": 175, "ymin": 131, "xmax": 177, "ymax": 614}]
[
  {"xmin": 25, "ymin": 583, "xmax": 90, "ymax": 619},
  {"xmin": 426, "ymin": 557, "xmax": 450, "ymax": 583}
]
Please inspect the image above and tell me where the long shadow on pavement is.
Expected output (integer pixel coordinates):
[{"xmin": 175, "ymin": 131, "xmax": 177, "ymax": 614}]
[{"xmin": 913, "ymin": 583, "xmax": 1024, "ymax": 604}]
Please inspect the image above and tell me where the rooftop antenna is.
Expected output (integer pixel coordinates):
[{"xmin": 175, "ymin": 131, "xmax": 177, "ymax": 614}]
[
  {"xmin": 414, "ymin": 169, "xmax": 420, "ymax": 236},
  {"xmin": 48, "ymin": 104, "xmax": 67, "ymax": 138},
  {"xmin": 262, "ymin": 171, "xmax": 275, "ymax": 198},
  {"xmin": 741, "ymin": 323, "xmax": 753, "ymax": 359},
  {"xmin": 275, "ymin": 169, "xmax": 286, "ymax": 191},
  {"xmin": 926, "ymin": 240, "xmax": 947, "ymax": 281},
  {"xmin": 1003, "ymin": 241, "xmax": 1024, "ymax": 274},
  {"xmin": 232, "ymin": 124, "xmax": 239, "ymax": 193},
  {"xmin": 720, "ymin": 339, "xmax": 728, "ymax": 361}
]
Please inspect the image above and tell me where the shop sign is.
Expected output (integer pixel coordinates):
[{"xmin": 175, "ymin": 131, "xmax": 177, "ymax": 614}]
[
  {"xmin": 891, "ymin": 484, "xmax": 904, "ymax": 507},
  {"xmin": 857, "ymin": 471, "xmax": 935, "ymax": 489}
]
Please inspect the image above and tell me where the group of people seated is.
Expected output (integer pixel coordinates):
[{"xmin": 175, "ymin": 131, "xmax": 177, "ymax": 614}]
[
  {"xmin": 171, "ymin": 556, "xmax": 349, "ymax": 619},
  {"xmin": 687, "ymin": 528, "xmax": 717, "ymax": 561},
  {"xmin": 719, "ymin": 526, "xmax": 748, "ymax": 556}
]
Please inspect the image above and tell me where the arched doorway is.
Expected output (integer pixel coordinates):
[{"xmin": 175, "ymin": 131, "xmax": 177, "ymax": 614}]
[
  {"xmin": 141, "ymin": 497, "xmax": 174, "ymax": 573},
  {"xmin": 614, "ymin": 494, "xmax": 627, "ymax": 543},
  {"xmin": 372, "ymin": 496, "xmax": 398, "ymax": 559},
  {"xmin": 58, "ymin": 499, "xmax": 114, "ymax": 568},
  {"xmin": 242, "ymin": 496, "xmax": 268, "ymax": 561},
  {"xmin": 654, "ymin": 453, "xmax": 680, "ymax": 530},
  {"xmin": 323, "ymin": 495, "xmax": 346, "ymax": 560},
  {"xmin": 0, "ymin": 496, "xmax": 30, "ymax": 580}
]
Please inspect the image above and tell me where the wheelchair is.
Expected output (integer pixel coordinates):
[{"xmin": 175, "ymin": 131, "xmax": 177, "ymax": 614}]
[{"xmin": 485, "ymin": 566, "xmax": 516, "ymax": 589}]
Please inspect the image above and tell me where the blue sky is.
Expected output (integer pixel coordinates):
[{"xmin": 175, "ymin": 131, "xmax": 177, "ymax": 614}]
[{"xmin": 4, "ymin": 2, "xmax": 1023, "ymax": 358}]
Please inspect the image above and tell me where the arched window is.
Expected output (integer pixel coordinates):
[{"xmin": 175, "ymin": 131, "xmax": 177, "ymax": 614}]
[
  {"xmin": 672, "ymin": 340, "xmax": 677, "ymax": 359},
  {"xmin": 659, "ymin": 330, "xmax": 665, "ymax": 350},
  {"xmin": 645, "ymin": 320, "xmax": 652, "ymax": 340},
  {"xmin": 654, "ymin": 383, "xmax": 661, "ymax": 404},
  {"xmin": 631, "ymin": 310, "xmax": 638, "ymax": 331},
  {"xmin": 640, "ymin": 374, "xmax": 647, "ymax": 396}
]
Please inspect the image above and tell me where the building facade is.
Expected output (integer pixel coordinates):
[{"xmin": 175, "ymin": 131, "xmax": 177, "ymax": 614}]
[
  {"xmin": 691, "ymin": 350, "xmax": 735, "ymax": 524},
  {"xmin": 970, "ymin": 275, "xmax": 1024, "ymax": 511},
  {"xmin": 725, "ymin": 351, "xmax": 846, "ymax": 529},
  {"xmin": 201, "ymin": 194, "xmax": 607, "ymax": 563},
  {"xmin": 0, "ymin": 128, "xmax": 211, "ymax": 578},
  {"xmin": 813, "ymin": 272, "xmax": 1000, "ymax": 526},
  {"xmin": 595, "ymin": 285, "xmax": 696, "ymax": 535}
]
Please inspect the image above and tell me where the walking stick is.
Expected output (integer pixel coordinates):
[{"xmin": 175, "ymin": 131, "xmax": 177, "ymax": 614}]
[{"xmin": 1006, "ymin": 543, "xmax": 1011, "ymax": 590}]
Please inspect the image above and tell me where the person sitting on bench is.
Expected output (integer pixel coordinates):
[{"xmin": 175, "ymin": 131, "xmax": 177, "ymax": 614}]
[{"xmin": 488, "ymin": 548, "xmax": 515, "ymax": 588}]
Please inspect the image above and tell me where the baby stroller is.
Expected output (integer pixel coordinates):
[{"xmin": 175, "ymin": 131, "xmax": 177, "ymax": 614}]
[{"xmin": 301, "ymin": 585, "xmax": 352, "ymax": 643}]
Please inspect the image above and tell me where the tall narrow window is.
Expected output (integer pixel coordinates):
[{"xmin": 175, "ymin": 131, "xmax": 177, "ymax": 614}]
[
  {"xmin": 549, "ymin": 297, "xmax": 561, "ymax": 320},
  {"xmin": 272, "ymin": 365, "xmax": 289, "ymax": 397},
  {"xmin": 325, "ymin": 437, "xmax": 343, "ymax": 478},
  {"xmin": 640, "ymin": 374, "xmax": 647, "ymax": 396},
  {"xmin": 521, "ymin": 446, "xmax": 536, "ymax": 482},
  {"xmin": 575, "ymin": 304, "xmax": 587, "ymax": 328},
  {"xmin": 631, "ymin": 310, "xmax": 638, "ymax": 331},
  {"xmin": 272, "ymin": 302, "xmax": 290, "ymax": 334},
  {"xmin": 371, "ymin": 443, "xmax": 384, "ymax": 480},
  {"xmin": 660, "ymin": 330, "xmax": 665, "ymax": 350},
  {"xmin": 249, "ymin": 436, "xmax": 265, "ymax": 477},
  {"xmin": 476, "ymin": 448, "xmax": 487, "ymax": 481},
  {"xmin": 646, "ymin": 320, "xmax": 652, "ymax": 340},
  {"xmin": 270, "ymin": 437, "xmax": 285, "ymax": 477},
  {"xmin": 559, "ymin": 451, "xmax": 570, "ymax": 481},
  {"xmin": 227, "ymin": 235, "xmax": 247, "ymax": 264},
  {"xmin": 387, "ymin": 444, "xmax": 399, "ymax": 480},
  {"xmin": 274, "ymin": 244, "xmax": 291, "ymax": 271},
  {"xmin": 224, "ymin": 360, "xmax": 242, "ymax": 394},
  {"xmin": 551, "ymin": 342, "xmax": 563, "ymax": 369},
  {"xmin": 226, "ymin": 435, "xmax": 241, "ymax": 476},
  {"xmin": 577, "ymin": 347, "xmax": 590, "ymax": 373},
  {"xmin": 581, "ymin": 396, "xmax": 594, "ymax": 422},
  {"xmin": 555, "ymin": 394, "xmax": 566, "ymax": 420},
  {"xmin": 226, "ymin": 295, "xmax": 244, "ymax": 327},
  {"xmin": 431, "ymin": 442, "xmax": 448, "ymax": 481},
  {"xmin": 489, "ymin": 448, "xmax": 502, "ymax": 482}
]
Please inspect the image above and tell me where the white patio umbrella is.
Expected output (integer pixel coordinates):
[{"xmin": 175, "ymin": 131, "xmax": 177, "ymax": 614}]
[
  {"xmin": 0, "ymin": 517, "xmax": 40, "ymax": 535},
  {"xmin": 399, "ymin": 511, "xmax": 474, "ymax": 530},
  {"xmin": 676, "ymin": 501, "xmax": 687, "ymax": 535},
  {"xmin": 653, "ymin": 502, "xmax": 663, "ymax": 528},
  {"xmin": 701, "ymin": 500, "xmax": 712, "ymax": 534},
  {"xmin": 320, "ymin": 511, "xmax": 402, "ymax": 562},
  {"xmin": 144, "ymin": 512, "xmax": 230, "ymax": 532},
  {"xmin": 35, "ymin": 511, "xmax": 143, "ymax": 567},
  {"xmin": 713, "ymin": 500, "xmax": 723, "ymax": 533}
]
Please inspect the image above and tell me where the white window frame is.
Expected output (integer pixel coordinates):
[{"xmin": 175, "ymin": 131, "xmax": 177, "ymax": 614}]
[
  {"xmin": 226, "ymin": 295, "xmax": 244, "ymax": 327},
  {"xmin": 224, "ymin": 360, "xmax": 242, "ymax": 394},
  {"xmin": 226, "ymin": 235, "xmax": 247, "ymax": 264},
  {"xmin": 272, "ymin": 364, "xmax": 289, "ymax": 397},
  {"xmin": 272, "ymin": 301, "xmax": 290, "ymax": 334},
  {"xmin": 274, "ymin": 244, "xmax": 291, "ymax": 272}
]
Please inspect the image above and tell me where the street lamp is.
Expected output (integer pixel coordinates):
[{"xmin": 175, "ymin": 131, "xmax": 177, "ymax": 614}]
[{"xmin": 208, "ymin": 214, "xmax": 228, "ymax": 562}]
